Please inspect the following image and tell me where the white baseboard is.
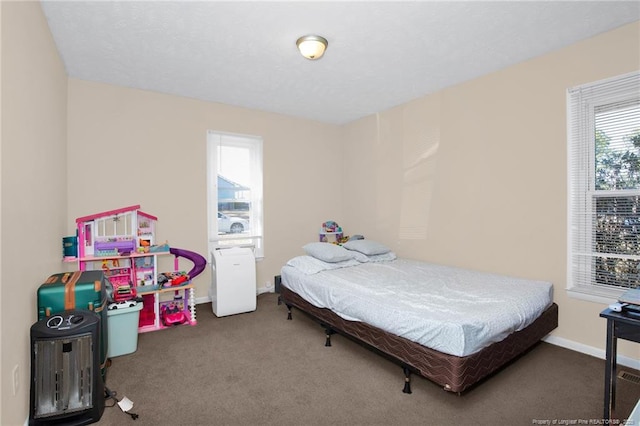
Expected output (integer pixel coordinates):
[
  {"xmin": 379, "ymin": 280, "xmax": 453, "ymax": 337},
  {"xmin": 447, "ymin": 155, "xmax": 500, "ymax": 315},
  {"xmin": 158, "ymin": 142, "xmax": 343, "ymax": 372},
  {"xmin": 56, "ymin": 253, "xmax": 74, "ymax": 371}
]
[
  {"xmin": 195, "ymin": 295, "xmax": 210, "ymax": 305},
  {"xmin": 256, "ymin": 286, "xmax": 275, "ymax": 296},
  {"xmin": 544, "ymin": 335, "xmax": 640, "ymax": 370},
  {"xmin": 194, "ymin": 287, "xmax": 274, "ymax": 306}
]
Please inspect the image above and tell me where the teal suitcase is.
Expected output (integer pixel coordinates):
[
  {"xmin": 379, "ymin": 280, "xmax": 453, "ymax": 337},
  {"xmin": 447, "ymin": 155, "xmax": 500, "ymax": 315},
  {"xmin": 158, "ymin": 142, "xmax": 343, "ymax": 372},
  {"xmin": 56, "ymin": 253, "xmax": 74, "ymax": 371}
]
[{"xmin": 37, "ymin": 270, "xmax": 109, "ymax": 378}]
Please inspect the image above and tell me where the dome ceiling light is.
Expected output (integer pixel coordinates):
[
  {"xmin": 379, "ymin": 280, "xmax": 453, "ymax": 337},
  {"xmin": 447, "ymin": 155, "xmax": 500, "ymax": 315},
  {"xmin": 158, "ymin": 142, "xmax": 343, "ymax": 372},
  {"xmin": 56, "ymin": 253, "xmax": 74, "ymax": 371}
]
[{"xmin": 296, "ymin": 35, "xmax": 328, "ymax": 60}]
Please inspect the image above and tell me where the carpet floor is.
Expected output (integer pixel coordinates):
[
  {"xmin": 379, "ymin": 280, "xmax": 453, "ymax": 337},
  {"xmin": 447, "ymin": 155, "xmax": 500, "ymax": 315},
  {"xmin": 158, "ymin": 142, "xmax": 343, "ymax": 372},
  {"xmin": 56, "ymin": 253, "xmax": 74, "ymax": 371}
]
[{"xmin": 96, "ymin": 293, "xmax": 640, "ymax": 426}]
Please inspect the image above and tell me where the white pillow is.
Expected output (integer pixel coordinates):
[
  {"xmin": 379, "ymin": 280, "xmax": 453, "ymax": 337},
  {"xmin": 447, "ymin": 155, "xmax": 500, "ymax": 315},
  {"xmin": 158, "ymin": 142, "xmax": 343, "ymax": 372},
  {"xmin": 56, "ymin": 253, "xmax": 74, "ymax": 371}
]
[
  {"xmin": 350, "ymin": 250, "xmax": 397, "ymax": 263},
  {"xmin": 349, "ymin": 251, "xmax": 370, "ymax": 263},
  {"xmin": 366, "ymin": 251, "xmax": 397, "ymax": 262},
  {"xmin": 343, "ymin": 239, "xmax": 391, "ymax": 256},
  {"xmin": 286, "ymin": 255, "xmax": 360, "ymax": 275},
  {"xmin": 303, "ymin": 242, "xmax": 353, "ymax": 263}
]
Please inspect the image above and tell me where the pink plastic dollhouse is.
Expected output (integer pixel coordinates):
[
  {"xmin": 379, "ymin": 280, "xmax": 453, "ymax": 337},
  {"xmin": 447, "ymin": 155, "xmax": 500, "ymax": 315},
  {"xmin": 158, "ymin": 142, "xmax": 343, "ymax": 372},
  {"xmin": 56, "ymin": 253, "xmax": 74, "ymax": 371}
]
[
  {"xmin": 75, "ymin": 204, "xmax": 157, "ymax": 259},
  {"xmin": 74, "ymin": 205, "xmax": 200, "ymax": 333}
]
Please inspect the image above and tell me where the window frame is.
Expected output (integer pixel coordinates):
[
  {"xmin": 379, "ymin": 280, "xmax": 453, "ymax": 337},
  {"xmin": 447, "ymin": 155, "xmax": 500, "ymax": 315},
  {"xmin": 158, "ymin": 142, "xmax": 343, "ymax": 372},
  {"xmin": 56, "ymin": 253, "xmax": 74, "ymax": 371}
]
[
  {"xmin": 206, "ymin": 131, "xmax": 264, "ymax": 259},
  {"xmin": 567, "ymin": 71, "xmax": 640, "ymax": 303}
]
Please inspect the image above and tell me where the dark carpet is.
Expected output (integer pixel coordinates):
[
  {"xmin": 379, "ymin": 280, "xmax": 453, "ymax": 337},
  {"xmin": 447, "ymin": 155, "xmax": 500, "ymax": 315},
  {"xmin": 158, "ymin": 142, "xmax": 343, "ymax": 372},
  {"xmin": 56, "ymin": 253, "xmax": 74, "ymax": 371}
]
[{"xmin": 97, "ymin": 293, "xmax": 639, "ymax": 425}]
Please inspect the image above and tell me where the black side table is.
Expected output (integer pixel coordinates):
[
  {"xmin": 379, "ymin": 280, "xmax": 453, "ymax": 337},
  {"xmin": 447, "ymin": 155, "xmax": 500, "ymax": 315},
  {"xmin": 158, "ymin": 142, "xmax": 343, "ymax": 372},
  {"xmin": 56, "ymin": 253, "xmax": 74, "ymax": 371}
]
[{"xmin": 599, "ymin": 308, "xmax": 640, "ymax": 420}]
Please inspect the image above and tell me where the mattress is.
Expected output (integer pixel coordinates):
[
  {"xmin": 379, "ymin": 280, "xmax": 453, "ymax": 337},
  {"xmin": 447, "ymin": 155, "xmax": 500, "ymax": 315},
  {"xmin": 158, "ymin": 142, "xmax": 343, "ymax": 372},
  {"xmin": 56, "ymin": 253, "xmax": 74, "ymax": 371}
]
[
  {"xmin": 280, "ymin": 284, "xmax": 559, "ymax": 393},
  {"xmin": 281, "ymin": 258, "xmax": 553, "ymax": 357}
]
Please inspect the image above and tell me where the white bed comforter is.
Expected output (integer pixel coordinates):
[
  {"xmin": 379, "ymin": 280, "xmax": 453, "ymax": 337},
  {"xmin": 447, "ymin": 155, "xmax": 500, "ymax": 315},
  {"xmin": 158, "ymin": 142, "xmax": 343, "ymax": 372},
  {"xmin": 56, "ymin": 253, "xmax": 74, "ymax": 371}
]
[{"xmin": 281, "ymin": 259, "xmax": 553, "ymax": 357}]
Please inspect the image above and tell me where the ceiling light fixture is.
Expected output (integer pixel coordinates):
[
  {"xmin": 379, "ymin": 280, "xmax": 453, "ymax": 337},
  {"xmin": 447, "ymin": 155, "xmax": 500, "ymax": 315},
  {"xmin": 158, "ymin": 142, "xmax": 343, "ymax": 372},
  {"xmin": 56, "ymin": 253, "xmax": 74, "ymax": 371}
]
[{"xmin": 296, "ymin": 35, "xmax": 328, "ymax": 60}]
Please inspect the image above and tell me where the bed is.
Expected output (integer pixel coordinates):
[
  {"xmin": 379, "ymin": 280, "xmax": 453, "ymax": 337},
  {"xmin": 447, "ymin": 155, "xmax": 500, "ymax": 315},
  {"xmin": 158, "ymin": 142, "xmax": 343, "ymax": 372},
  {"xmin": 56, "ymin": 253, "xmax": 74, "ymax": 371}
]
[{"xmin": 278, "ymin": 240, "xmax": 558, "ymax": 394}]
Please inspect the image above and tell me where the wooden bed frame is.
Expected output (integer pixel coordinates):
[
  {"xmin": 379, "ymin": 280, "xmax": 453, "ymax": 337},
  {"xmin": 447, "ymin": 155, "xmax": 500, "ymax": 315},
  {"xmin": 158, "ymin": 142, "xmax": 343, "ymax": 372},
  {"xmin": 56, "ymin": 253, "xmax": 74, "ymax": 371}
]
[{"xmin": 279, "ymin": 283, "xmax": 558, "ymax": 394}]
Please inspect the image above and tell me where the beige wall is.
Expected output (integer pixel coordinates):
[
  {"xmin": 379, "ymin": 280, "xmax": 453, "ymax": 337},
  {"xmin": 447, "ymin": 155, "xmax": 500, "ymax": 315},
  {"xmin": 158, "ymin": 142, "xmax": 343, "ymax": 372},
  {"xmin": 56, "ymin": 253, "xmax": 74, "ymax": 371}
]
[
  {"xmin": 66, "ymin": 79, "xmax": 344, "ymax": 298},
  {"xmin": 1, "ymin": 2, "xmax": 638, "ymax": 423},
  {"xmin": 342, "ymin": 21, "xmax": 640, "ymax": 360},
  {"xmin": 1, "ymin": 2, "xmax": 68, "ymax": 424}
]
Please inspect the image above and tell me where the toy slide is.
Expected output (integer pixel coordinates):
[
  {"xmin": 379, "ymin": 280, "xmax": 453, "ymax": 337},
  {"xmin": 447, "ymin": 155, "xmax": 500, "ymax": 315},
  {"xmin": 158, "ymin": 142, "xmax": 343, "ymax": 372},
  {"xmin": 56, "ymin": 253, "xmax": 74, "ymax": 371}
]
[{"xmin": 169, "ymin": 247, "xmax": 207, "ymax": 279}]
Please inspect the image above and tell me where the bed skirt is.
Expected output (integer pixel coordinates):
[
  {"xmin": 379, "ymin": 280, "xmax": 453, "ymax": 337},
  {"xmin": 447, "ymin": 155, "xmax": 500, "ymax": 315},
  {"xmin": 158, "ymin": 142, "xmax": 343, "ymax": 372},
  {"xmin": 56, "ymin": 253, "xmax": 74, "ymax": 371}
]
[{"xmin": 280, "ymin": 285, "xmax": 558, "ymax": 393}]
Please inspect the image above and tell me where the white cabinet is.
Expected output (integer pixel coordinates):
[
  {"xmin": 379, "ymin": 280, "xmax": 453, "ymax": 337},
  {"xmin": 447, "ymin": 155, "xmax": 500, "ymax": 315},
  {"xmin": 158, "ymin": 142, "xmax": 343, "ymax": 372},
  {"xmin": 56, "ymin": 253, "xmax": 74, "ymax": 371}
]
[{"xmin": 210, "ymin": 247, "xmax": 256, "ymax": 317}]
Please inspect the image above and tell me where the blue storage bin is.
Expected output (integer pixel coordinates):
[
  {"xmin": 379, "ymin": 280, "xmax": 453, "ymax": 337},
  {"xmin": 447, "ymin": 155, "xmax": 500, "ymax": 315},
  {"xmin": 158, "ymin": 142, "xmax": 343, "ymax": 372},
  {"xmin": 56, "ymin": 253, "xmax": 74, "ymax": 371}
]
[{"xmin": 107, "ymin": 302, "xmax": 143, "ymax": 357}]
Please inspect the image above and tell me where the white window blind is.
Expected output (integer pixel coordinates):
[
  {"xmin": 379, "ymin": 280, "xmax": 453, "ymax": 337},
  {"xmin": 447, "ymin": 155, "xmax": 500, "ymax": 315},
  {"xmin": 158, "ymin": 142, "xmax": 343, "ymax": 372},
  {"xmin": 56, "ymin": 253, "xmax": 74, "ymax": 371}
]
[{"xmin": 568, "ymin": 71, "xmax": 640, "ymax": 300}]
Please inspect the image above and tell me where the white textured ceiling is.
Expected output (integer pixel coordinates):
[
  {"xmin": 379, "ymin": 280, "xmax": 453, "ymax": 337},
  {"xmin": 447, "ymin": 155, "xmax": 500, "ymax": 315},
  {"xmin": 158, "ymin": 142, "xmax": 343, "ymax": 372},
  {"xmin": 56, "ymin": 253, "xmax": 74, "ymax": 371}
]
[{"xmin": 40, "ymin": 1, "xmax": 640, "ymax": 125}]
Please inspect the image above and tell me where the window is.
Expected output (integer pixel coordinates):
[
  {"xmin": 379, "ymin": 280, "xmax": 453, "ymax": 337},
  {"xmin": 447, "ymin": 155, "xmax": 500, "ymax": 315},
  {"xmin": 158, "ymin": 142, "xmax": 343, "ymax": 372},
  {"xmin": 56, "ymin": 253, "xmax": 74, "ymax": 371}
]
[
  {"xmin": 568, "ymin": 71, "xmax": 640, "ymax": 302},
  {"xmin": 207, "ymin": 131, "xmax": 263, "ymax": 258}
]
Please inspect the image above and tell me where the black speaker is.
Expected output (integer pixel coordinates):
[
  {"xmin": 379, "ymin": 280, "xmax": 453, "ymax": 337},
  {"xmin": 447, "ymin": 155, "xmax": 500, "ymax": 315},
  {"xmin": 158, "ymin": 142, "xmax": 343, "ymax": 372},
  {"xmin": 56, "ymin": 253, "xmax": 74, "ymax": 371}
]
[{"xmin": 29, "ymin": 310, "xmax": 104, "ymax": 426}]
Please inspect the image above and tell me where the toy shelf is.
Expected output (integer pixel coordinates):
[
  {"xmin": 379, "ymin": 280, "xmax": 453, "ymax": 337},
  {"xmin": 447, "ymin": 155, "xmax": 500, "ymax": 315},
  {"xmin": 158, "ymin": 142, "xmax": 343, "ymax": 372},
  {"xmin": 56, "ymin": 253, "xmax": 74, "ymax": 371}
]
[
  {"xmin": 137, "ymin": 282, "xmax": 196, "ymax": 333},
  {"xmin": 138, "ymin": 313, "xmax": 196, "ymax": 333},
  {"xmin": 76, "ymin": 250, "xmax": 197, "ymax": 333},
  {"xmin": 77, "ymin": 250, "xmax": 170, "ymax": 263},
  {"xmin": 136, "ymin": 281, "xmax": 195, "ymax": 295}
]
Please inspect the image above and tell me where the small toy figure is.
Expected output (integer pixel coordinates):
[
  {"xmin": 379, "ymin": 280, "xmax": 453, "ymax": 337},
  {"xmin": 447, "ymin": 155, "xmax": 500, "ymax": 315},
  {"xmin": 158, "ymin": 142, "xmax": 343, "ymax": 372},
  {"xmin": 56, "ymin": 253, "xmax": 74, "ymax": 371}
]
[
  {"xmin": 320, "ymin": 220, "xmax": 344, "ymax": 244},
  {"xmin": 322, "ymin": 220, "xmax": 341, "ymax": 233},
  {"xmin": 149, "ymin": 241, "xmax": 170, "ymax": 252},
  {"xmin": 113, "ymin": 282, "xmax": 137, "ymax": 302},
  {"xmin": 157, "ymin": 271, "xmax": 190, "ymax": 288}
]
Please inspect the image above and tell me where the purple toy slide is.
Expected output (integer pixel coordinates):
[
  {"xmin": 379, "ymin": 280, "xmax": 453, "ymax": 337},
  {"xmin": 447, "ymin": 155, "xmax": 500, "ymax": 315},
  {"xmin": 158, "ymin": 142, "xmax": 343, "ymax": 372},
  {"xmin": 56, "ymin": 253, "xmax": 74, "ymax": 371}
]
[{"xmin": 169, "ymin": 247, "xmax": 207, "ymax": 279}]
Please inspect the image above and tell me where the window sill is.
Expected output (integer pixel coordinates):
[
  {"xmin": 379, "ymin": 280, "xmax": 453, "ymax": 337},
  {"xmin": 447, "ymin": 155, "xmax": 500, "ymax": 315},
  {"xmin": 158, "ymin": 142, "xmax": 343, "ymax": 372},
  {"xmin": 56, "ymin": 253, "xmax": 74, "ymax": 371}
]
[{"xmin": 566, "ymin": 284, "xmax": 627, "ymax": 305}]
